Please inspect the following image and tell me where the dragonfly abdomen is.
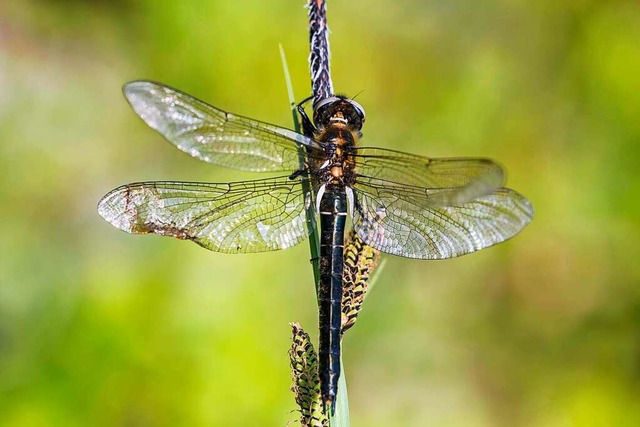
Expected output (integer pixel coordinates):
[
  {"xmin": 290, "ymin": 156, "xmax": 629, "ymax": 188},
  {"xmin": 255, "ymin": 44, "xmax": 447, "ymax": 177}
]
[{"xmin": 317, "ymin": 183, "xmax": 347, "ymax": 414}]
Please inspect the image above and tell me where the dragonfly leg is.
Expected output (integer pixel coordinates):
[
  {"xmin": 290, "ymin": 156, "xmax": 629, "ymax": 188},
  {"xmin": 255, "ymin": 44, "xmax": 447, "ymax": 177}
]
[
  {"xmin": 297, "ymin": 96, "xmax": 317, "ymax": 136},
  {"xmin": 289, "ymin": 169, "xmax": 307, "ymax": 180}
]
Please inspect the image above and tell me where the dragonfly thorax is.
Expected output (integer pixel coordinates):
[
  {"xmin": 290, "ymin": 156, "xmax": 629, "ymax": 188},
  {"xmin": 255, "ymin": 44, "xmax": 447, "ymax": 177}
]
[{"xmin": 312, "ymin": 125, "xmax": 358, "ymax": 186}]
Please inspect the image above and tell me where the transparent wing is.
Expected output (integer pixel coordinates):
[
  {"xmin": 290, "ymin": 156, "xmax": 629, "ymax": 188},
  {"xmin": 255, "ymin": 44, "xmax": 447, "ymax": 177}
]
[
  {"xmin": 124, "ymin": 81, "xmax": 323, "ymax": 172},
  {"xmin": 351, "ymin": 178, "xmax": 534, "ymax": 259},
  {"xmin": 98, "ymin": 176, "xmax": 312, "ymax": 253},
  {"xmin": 352, "ymin": 148, "xmax": 506, "ymax": 205}
]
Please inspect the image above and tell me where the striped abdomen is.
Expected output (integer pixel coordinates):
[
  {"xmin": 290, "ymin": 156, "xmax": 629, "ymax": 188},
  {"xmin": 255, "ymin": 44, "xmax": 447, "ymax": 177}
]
[{"xmin": 317, "ymin": 183, "xmax": 347, "ymax": 413}]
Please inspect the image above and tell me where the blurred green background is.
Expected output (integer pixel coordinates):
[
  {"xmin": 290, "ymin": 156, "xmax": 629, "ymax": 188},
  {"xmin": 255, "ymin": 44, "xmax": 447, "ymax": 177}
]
[{"xmin": 1, "ymin": 0, "xmax": 639, "ymax": 426}]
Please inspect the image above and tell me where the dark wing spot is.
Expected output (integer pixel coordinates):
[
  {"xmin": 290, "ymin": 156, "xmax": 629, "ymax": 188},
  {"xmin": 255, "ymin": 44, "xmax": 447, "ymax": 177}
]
[{"xmin": 133, "ymin": 222, "xmax": 194, "ymax": 240}]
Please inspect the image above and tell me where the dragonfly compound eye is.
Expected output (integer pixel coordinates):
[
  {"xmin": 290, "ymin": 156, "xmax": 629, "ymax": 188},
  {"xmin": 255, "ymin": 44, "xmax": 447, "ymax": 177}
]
[
  {"xmin": 313, "ymin": 96, "xmax": 341, "ymax": 126},
  {"xmin": 347, "ymin": 99, "xmax": 366, "ymax": 123}
]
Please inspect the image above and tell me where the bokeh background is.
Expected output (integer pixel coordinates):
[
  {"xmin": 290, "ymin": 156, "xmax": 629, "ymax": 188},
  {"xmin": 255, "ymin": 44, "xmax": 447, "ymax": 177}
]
[{"xmin": 1, "ymin": 0, "xmax": 639, "ymax": 426}]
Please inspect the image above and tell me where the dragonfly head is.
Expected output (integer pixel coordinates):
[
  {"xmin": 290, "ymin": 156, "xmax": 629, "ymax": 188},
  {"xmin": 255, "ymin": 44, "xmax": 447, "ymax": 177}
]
[{"xmin": 313, "ymin": 95, "xmax": 366, "ymax": 132}]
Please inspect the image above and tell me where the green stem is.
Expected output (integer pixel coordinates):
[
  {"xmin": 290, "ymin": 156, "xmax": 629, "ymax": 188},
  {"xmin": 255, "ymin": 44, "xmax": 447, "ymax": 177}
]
[
  {"xmin": 279, "ymin": 44, "xmax": 321, "ymax": 294},
  {"xmin": 331, "ymin": 354, "xmax": 350, "ymax": 426}
]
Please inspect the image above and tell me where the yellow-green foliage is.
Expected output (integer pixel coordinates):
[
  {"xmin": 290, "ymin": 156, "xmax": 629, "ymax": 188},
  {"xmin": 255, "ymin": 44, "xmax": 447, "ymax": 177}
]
[{"xmin": 1, "ymin": 1, "xmax": 639, "ymax": 426}]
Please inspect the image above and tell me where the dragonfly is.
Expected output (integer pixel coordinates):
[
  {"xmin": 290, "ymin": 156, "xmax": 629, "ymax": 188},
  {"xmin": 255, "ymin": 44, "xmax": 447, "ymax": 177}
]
[{"xmin": 98, "ymin": 80, "xmax": 534, "ymax": 414}]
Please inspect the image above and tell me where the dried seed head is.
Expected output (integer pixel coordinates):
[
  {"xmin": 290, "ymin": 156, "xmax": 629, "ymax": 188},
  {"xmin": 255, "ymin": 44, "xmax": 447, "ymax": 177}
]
[
  {"xmin": 289, "ymin": 323, "xmax": 329, "ymax": 426},
  {"xmin": 341, "ymin": 230, "xmax": 381, "ymax": 334}
]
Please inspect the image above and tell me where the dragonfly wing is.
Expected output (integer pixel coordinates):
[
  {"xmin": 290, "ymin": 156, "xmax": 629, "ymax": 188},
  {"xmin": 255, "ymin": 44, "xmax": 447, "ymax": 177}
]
[
  {"xmin": 351, "ymin": 179, "xmax": 534, "ymax": 259},
  {"xmin": 98, "ymin": 176, "xmax": 312, "ymax": 253},
  {"xmin": 353, "ymin": 148, "xmax": 506, "ymax": 205},
  {"xmin": 124, "ymin": 81, "xmax": 322, "ymax": 172}
]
